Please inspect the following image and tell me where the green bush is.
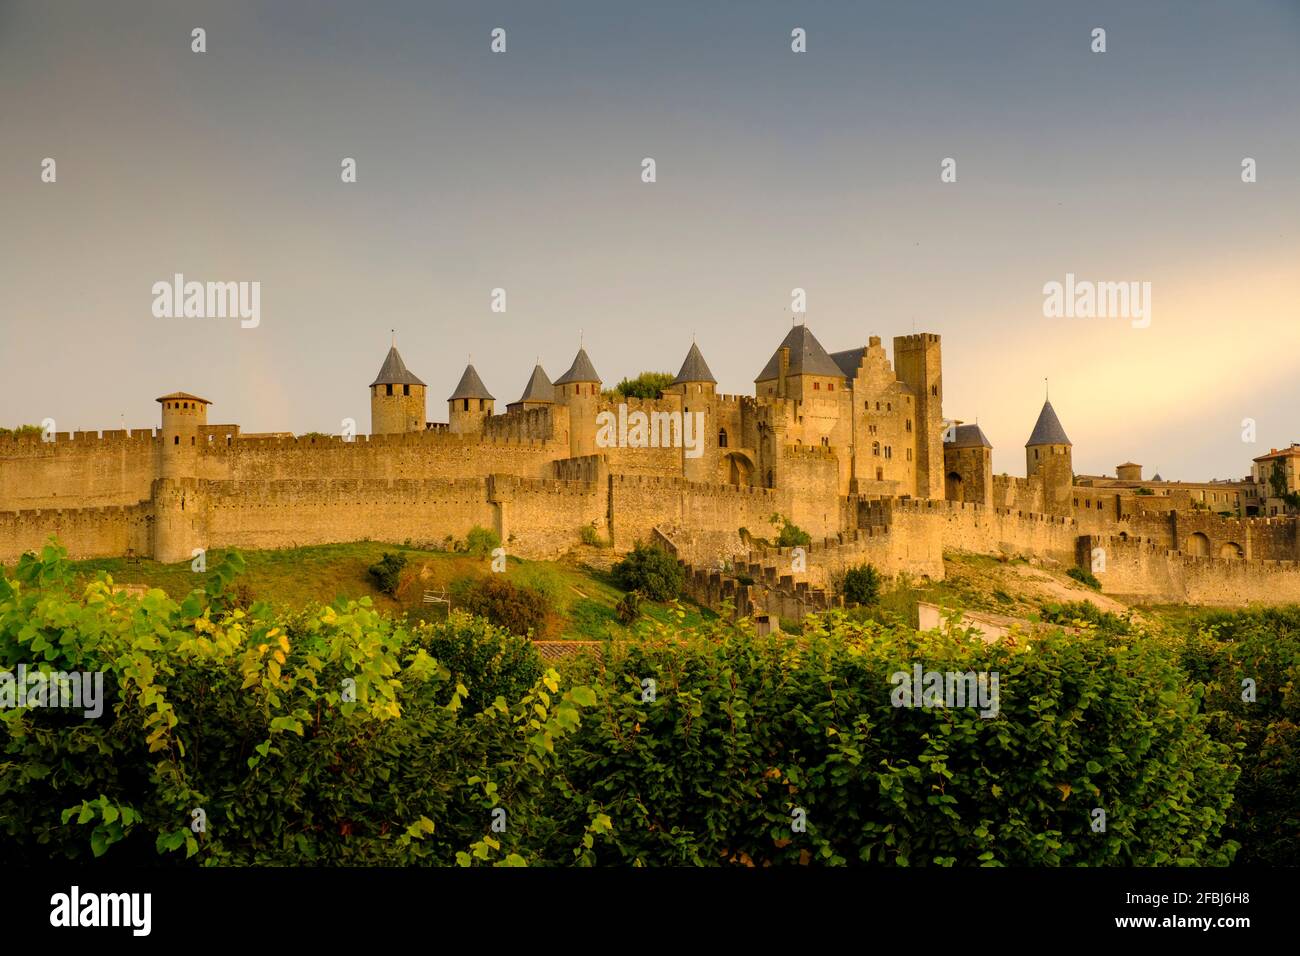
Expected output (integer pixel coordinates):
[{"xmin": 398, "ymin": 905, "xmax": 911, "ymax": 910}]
[
  {"xmin": 459, "ymin": 575, "xmax": 552, "ymax": 638},
  {"xmin": 841, "ymin": 564, "xmax": 883, "ymax": 607},
  {"xmin": 0, "ymin": 424, "xmax": 42, "ymax": 439},
  {"xmin": 0, "ymin": 538, "xmax": 1250, "ymax": 868},
  {"xmin": 770, "ymin": 513, "xmax": 812, "ymax": 549},
  {"xmin": 422, "ymin": 610, "xmax": 543, "ymax": 714},
  {"xmin": 610, "ymin": 372, "xmax": 674, "ymax": 400},
  {"xmin": 1066, "ymin": 566, "xmax": 1101, "ymax": 590},
  {"xmin": 615, "ymin": 591, "xmax": 642, "ymax": 625},
  {"xmin": 1040, "ymin": 600, "xmax": 1133, "ymax": 635},
  {"xmin": 1183, "ymin": 607, "xmax": 1300, "ymax": 865},
  {"xmin": 579, "ymin": 524, "xmax": 606, "ymax": 548},
  {"xmin": 0, "ymin": 540, "xmax": 598, "ymax": 866},
  {"xmin": 367, "ymin": 552, "xmax": 407, "ymax": 595},
  {"xmin": 463, "ymin": 527, "xmax": 501, "ymax": 558},
  {"xmin": 555, "ymin": 612, "xmax": 1239, "ymax": 866},
  {"xmin": 611, "ymin": 542, "xmax": 683, "ymax": 602}
]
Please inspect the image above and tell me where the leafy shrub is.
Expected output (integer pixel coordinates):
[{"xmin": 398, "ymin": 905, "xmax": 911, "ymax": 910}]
[
  {"xmin": 0, "ymin": 424, "xmax": 42, "ymax": 439},
  {"xmin": 555, "ymin": 611, "xmax": 1239, "ymax": 866},
  {"xmin": 579, "ymin": 524, "xmax": 606, "ymax": 548},
  {"xmin": 421, "ymin": 610, "xmax": 543, "ymax": 714},
  {"xmin": 1183, "ymin": 607, "xmax": 1300, "ymax": 865},
  {"xmin": 769, "ymin": 513, "xmax": 812, "ymax": 549},
  {"xmin": 0, "ymin": 537, "xmax": 1250, "ymax": 868},
  {"xmin": 610, "ymin": 371, "xmax": 674, "ymax": 400},
  {"xmin": 1040, "ymin": 600, "xmax": 1133, "ymax": 635},
  {"xmin": 1066, "ymin": 566, "xmax": 1101, "ymax": 590},
  {"xmin": 615, "ymin": 591, "xmax": 641, "ymax": 625},
  {"xmin": 0, "ymin": 540, "xmax": 599, "ymax": 866},
  {"xmin": 463, "ymin": 527, "xmax": 501, "ymax": 558},
  {"xmin": 611, "ymin": 542, "xmax": 683, "ymax": 602},
  {"xmin": 841, "ymin": 564, "xmax": 883, "ymax": 607},
  {"xmin": 459, "ymin": 575, "xmax": 552, "ymax": 638},
  {"xmin": 367, "ymin": 552, "xmax": 407, "ymax": 595}
]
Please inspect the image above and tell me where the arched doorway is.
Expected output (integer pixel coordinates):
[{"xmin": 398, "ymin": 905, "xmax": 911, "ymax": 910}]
[
  {"xmin": 1219, "ymin": 542, "xmax": 1244, "ymax": 559},
  {"xmin": 720, "ymin": 451, "xmax": 754, "ymax": 487},
  {"xmin": 1187, "ymin": 532, "xmax": 1211, "ymax": 557},
  {"xmin": 946, "ymin": 471, "xmax": 963, "ymax": 501}
]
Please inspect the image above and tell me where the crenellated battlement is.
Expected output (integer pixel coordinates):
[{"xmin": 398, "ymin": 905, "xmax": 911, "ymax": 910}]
[{"xmin": 0, "ymin": 429, "xmax": 159, "ymax": 448}]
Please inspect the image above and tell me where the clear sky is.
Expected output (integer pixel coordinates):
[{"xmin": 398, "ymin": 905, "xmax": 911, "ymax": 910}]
[{"xmin": 1, "ymin": 0, "xmax": 1297, "ymax": 480}]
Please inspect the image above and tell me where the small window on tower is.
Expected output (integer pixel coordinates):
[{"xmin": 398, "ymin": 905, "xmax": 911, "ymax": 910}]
[
  {"xmin": 463, "ymin": 399, "xmax": 469, "ymax": 412},
  {"xmin": 931, "ymin": 385, "xmax": 938, "ymax": 396},
  {"xmin": 403, "ymin": 385, "xmax": 410, "ymax": 396},
  {"xmin": 386, "ymin": 384, "xmax": 393, "ymax": 396},
  {"xmin": 719, "ymin": 429, "xmax": 728, "ymax": 448},
  {"xmin": 479, "ymin": 399, "xmax": 485, "ymax": 411},
  {"xmin": 814, "ymin": 382, "xmax": 820, "ymax": 391},
  {"xmin": 173, "ymin": 436, "xmax": 179, "ymax": 445}
]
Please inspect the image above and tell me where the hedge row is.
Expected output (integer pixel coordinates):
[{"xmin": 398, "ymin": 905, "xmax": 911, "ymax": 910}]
[{"xmin": 0, "ymin": 542, "xmax": 1249, "ymax": 866}]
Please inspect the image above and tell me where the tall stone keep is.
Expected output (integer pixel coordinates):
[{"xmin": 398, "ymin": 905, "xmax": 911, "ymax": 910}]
[
  {"xmin": 370, "ymin": 344, "xmax": 427, "ymax": 435},
  {"xmin": 554, "ymin": 347, "xmax": 602, "ymax": 458},
  {"xmin": 1026, "ymin": 399, "xmax": 1073, "ymax": 516},
  {"xmin": 893, "ymin": 333, "xmax": 944, "ymax": 499}
]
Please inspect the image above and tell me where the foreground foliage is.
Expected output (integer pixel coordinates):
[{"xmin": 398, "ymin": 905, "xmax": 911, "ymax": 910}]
[{"xmin": 0, "ymin": 541, "xmax": 1256, "ymax": 866}]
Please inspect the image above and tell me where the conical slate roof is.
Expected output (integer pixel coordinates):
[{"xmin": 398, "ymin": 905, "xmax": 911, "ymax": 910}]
[
  {"xmin": 950, "ymin": 424, "xmax": 992, "ymax": 449},
  {"xmin": 448, "ymin": 364, "xmax": 494, "ymax": 401},
  {"xmin": 554, "ymin": 348, "xmax": 601, "ymax": 385},
  {"xmin": 370, "ymin": 346, "xmax": 426, "ymax": 388},
  {"xmin": 671, "ymin": 342, "xmax": 716, "ymax": 385},
  {"xmin": 514, "ymin": 365, "xmax": 554, "ymax": 404},
  {"xmin": 754, "ymin": 325, "xmax": 843, "ymax": 382},
  {"xmin": 1025, "ymin": 400, "xmax": 1071, "ymax": 447}
]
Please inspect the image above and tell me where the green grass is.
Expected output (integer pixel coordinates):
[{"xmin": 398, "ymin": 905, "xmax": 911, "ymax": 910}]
[{"xmin": 69, "ymin": 540, "xmax": 715, "ymax": 641}]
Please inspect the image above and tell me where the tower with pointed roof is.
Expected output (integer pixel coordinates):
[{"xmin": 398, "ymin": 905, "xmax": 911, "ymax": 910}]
[
  {"xmin": 754, "ymin": 324, "xmax": 844, "ymax": 402},
  {"xmin": 507, "ymin": 364, "xmax": 555, "ymax": 414},
  {"xmin": 943, "ymin": 422, "xmax": 993, "ymax": 507},
  {"xmin": 369, "ymin": 342, "xmax": 427, "ymax": 435},
  {"xmin": 554, "ymin": 346, "xmax": 601, "ymax": 457},
  {"xmin": 448, "ymin": 363, "xmax": 495, "ymax": 434},
  {"xmin": 667, "ymin": 341, "xmax": 719, "ymax": 482},
  {"xmin": 1026, "ymin": 398, "xmax": 1073, "ymax": 516}
]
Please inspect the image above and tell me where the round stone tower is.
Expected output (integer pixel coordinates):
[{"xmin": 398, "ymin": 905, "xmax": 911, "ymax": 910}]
[
  {"xmin": 1025, "ymin": 399, "xmax": 1073, "ymax": 516},
  {"xmin": 156, "ymin": 391, "xmax": 210, "ymax": 478},
  {"xmin": 667, "ymin": 341, "xmax": 718, "ymax": 482},
  {"xmin": 554, "ymin": 347, "xmax": 602, "ymax": 458},
  {"xmin": 153, "ymin": 392, "xmax": 211, "ymax": 564},
  {"xmin": 448, "ymin": 363, "xmax": 495, "ymax": 433},
  {"xmin": 370, "ymin": 342, "xmax": 427, "ymax": 435}
]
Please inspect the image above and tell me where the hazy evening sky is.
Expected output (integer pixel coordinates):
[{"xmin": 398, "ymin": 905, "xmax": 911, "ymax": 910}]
[{"xmin": 1, "ymin": 0, "xmax": 1297, "ymax": 480}]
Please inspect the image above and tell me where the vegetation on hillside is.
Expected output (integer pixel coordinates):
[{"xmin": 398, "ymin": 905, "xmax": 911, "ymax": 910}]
[{"xmin": 1, "ymin": 540, "xmax": 1252, "ymax": 866}]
